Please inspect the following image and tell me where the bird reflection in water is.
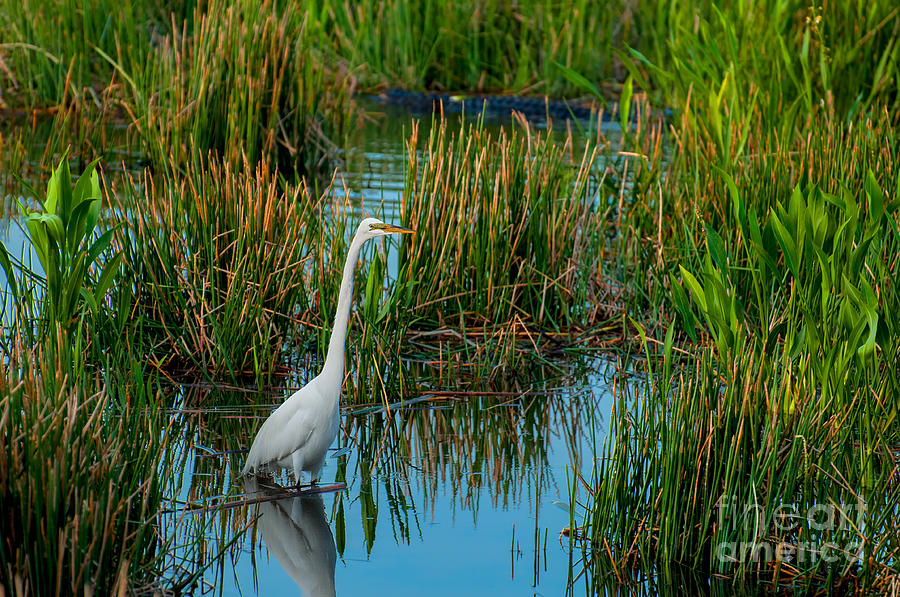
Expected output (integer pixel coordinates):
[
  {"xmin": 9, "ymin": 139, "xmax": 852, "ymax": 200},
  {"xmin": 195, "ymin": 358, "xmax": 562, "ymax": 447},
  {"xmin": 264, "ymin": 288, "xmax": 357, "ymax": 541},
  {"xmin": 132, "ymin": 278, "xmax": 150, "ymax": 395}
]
[{"xmin": 244, "ymin": 477, "xmax": 337, "ymax": 596}]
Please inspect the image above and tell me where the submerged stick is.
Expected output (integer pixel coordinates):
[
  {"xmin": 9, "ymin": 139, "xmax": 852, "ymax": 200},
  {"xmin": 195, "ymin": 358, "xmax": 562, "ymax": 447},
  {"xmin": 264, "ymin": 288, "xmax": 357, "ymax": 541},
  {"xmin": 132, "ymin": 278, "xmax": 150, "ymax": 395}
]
[{"xmin": 183, "ymin": 482, "xmax": 347, "ymax": 513}]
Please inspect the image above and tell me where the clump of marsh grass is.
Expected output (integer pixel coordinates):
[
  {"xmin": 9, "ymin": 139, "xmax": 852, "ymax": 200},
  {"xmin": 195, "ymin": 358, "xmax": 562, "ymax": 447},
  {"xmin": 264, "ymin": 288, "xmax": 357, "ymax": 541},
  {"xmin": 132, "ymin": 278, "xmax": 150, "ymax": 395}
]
[
  {"xmin": 574, "ymin": 171, "xmax": 900, "ymax": 590},
  {"xmin": 398, "ymin": 116, "xmax": 608, "ymax": 336},
  {"xmin": 111, "ymin": 156, "xmax": 320, "ymax": 378},
  {"xmin": 127, "ymin": 0, "xmax": 353, "ymax": 178},
  {"xmin": 0, "ymin": 0, "xmax": 166, "ymax": 109},
  {"xmin": 313, "ymin": 0, "xmax": 628, "ymax": 95},
  {"xmin": 0, "ymin": 330, "xmax": 170, "ymax": 594},
  {"xmin": 577, "ymin": 341, "xmax": 899, "ymax": 590}
]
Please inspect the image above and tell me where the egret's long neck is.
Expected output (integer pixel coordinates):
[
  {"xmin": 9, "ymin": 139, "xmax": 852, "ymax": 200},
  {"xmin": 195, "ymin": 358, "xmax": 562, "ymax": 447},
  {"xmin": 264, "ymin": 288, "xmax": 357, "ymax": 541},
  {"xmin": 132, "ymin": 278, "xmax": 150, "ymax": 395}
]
[{"xmin": 321, "ymin": 233, "xmax": 366, "ymax": 382}]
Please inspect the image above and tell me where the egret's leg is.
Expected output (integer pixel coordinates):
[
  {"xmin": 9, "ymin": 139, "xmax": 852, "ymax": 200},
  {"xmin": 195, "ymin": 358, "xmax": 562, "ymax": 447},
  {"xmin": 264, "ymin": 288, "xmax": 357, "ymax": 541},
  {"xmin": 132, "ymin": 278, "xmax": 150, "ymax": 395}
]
[
  {"xmin": 309, "ymin": 458, "xmax": 323, "ymax": 487},
  {"xmin": 291, "ymin": 451, "xmax": 304, "ymax": 490}
]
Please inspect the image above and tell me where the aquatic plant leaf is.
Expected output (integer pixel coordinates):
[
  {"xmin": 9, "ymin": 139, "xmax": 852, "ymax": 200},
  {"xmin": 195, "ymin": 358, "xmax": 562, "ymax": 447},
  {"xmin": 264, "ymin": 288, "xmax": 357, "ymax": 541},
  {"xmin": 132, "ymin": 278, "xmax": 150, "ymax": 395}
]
[
  {"xmin": 770, "ymin": 212, "xmax": 799, "ymax": 279},
  {"xmin": 788, "ymin": 325, "xmax": 806, "ymax": 360},
  {"xmin": 68, "ymin": 198, "xmax": 98, "ymax": 254},
  {"xmin": 80, "ymin": 286, "xmax": 98, "ymax": 312},
  {"xmin": 34, "ymin": 213, "xmax": 65, "ymax": 244},
  {"xmin": 0, "ymin": 243, "xmax": 19, "ymax": 302},
  {"xmin": 613, "ymin": 48, "xmax": 651, "ymax": 94},
  {"xmin": 864, "ymin": 169, "xmax": 885, "ymax": 226},
  {"xmin": 85, "ymin": 194, "xmax": 101, "ymax": 240},
  {"xmin": 45, "ymin": 162, "xmax": 61, "ymax": 214},
  {"xmin": 706, "ymin": 227, "xmax": 728, "ymax": 273},
  {"xmin": 668, "ymin": 272, "xmax": 697, "ymax": 341},
  {"xmin": 619, "ymin": 75, "xmax": 633, "ymax": 131},
  {"xmin": 552, "ymin": 60, "xmax": 604, "ymax": 100},
  {"xmin": 856, "ymin": 279, "xmax": 879, "ymax": 357},
  {"xmin": 679, "ymin": 266, "xmax": 707, "ymax": 313},
  {"xmin": 56, "ymin": 154, "xmax": 73, "ymax": 224},
  {"xmin": 72, "ymin": 159, "xmax": 101, "ymax": 206},
  {"xmin": 848, "ymin": 235, "xmax": 874, "ymax": 279},
  {"xmin": 94, "ymin": 253, "xmax": 123, "ymax": 307},
  {"xmin": 86, "ymin": 228, "xmax": 117, "ymax": 268}
]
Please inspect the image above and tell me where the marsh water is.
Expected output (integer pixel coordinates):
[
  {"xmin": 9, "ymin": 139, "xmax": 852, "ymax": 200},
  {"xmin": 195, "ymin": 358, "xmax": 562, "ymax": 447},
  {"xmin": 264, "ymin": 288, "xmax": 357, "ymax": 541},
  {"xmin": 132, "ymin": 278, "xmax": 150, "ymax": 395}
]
[{"xmin": 2, "ymin": 105, "xmax": 628, "ymax": 595}]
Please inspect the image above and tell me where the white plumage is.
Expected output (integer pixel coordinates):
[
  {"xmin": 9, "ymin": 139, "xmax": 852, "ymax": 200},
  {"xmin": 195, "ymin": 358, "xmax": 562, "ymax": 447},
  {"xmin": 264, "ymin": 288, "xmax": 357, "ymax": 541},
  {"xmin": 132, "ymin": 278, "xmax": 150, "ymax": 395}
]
[{"xmin": 242, "ymin": 217, "xmax": 414, "ymax": 484}]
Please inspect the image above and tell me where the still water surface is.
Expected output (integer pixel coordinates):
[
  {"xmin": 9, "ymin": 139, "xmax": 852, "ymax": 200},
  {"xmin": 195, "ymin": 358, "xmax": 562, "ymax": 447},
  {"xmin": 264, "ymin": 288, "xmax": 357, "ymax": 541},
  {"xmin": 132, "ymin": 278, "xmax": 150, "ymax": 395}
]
[{"xmin": 169, "ymin": 363, "xmax": 614, "ymax": 596}]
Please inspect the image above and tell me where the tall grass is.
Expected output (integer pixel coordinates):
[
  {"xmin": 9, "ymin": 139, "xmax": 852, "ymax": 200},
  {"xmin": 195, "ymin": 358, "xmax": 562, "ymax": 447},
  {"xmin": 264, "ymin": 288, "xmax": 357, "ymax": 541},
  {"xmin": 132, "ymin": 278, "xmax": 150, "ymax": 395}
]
[
  {"xmin": 398, "ymin": 116, "xmax": 607, "ymax": 332},
  {"xmin": 579, "ymin": 342, "xmax": 899, "ymax": 590},
  {"xmin": 124, "ymin": 0, "xmax": 353, "ymax": 177},
  {"xmin": 0, "ymin": 329, "xmax": 170, "ymax": 594},
  {"xmin": 0, "ymin": 0, "xmax": 170, "ymax": 109},
  {"xmin": 111, "ymin": 156, "xmax": 320, "ymax": 378},
  {"xmin": 311, "ymin": 0, "xmax": 632, "ymax": 95},
  {"xmin": 566, "ymin": 3, "xmax": 900, "ymax": 589},
  {"xmin": 575, "ymin": 160, "xmax": 900, "ymax": 589}
]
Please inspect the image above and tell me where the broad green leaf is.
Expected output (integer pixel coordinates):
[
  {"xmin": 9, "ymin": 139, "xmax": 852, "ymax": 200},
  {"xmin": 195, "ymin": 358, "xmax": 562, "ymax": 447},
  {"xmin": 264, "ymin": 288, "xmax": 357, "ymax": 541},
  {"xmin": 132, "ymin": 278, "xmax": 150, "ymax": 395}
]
[
  {"xmin": 25, "ymin": 218, "xmax": 49, "ymax": 266},
  {"xmin": 849, "ymin": 235, "xmax": 874, "ymax": 279},
  {"xmin": 94, "ymin": 253, "xmax": 123, "ymax": 304},
  {"xmin": 679, "ymin": 266, "xmax": 708, "ymax": 313},
  {"xmin": 706, "ymin": 228, "xmax": 728, "ymax": 273},
  {"xmin": 552, "ymin": 60, "xmax": 605, "ymax": 100},
  {"xmin": 35, "ymin": 213, "xmax": 66, "ymax": 244},
  {"xmin": 57, "ymin": 152, "xmax": 73, "ymax": 222},
  {"xmin": 80, "ymin": 286, "xmax": 98, "ymax": 312},
  {"xmin": 0, "ymin": 243, "xmax": 19, "ymax": 301},
  {"xmin": 85, "ymin": 195, "xmax": 101, "ymax": 239},
  {"xmin": 86, "ymin": 228, "xmax": 117, "ymax": 267},
  {"xmin": 69, "ymin": 198, "xmax": 99, "ymax": 252},
  {"xmin": 619, "ymin": 75, "xmax": 633, "ymax": 131},
  {"xmin": 612, "ymin": 48, "xmax": 651, "ymax": 93},
  {"xmin": 45, "ymin": 162, "xmax": 61, "ymax": 214},
  {"xmin": 72, "ymin": 158, "xmax": 102, "ymax": 208},
  {"xmin": 668, "ymin": 272, "xmax": 697, "ymax": 341},
  {"xmin": 770, "ymin": 213, "xmax": 799, "ymax": 278},
  {"xmin": 864, "ymin": 169, "xmax": 884, "ymax": 226},
  {"xmin": 857, "ymin": 279, "xmax": 879, "ymax": 357}
]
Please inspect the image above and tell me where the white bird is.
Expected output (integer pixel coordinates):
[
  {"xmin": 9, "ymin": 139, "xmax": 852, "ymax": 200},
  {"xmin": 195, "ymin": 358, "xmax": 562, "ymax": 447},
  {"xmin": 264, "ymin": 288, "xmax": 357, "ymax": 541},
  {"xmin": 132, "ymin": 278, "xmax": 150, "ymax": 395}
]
[{"xmin": 242, "ymin": 217, "xmax": 414, "ymax": 485}]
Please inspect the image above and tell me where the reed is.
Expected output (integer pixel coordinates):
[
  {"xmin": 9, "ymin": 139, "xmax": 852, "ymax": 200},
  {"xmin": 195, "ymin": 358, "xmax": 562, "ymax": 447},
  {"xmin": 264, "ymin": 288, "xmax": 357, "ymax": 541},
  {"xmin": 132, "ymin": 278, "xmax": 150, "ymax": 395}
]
[
  {"xmin": 0, "ymin": 0, "xmax": 166, "ymax": 109},
  {"xmin": 110, "ymin": 156, "xmax": 319, "ymax": 378},
  {"xmin": 398, "ymin": 116, "xmax": 607, "ymax": 333},
  {"xmin": 126, "ymin": 0, "xmax": 353, "ymax": 178},
  {"xmin": 311, "ymin": 0, "xmax": 630, "ymax": 95},
  {"xmin": 0, "ymin": 329, "xmax": 170, "ymax": 594},
  {"xmin": 575, "ymin": 167, "xmax": 900, "ymax": 588},
  {"xmin": 577, "ymin": 340, "xmax": 899, "ymax": 590}
]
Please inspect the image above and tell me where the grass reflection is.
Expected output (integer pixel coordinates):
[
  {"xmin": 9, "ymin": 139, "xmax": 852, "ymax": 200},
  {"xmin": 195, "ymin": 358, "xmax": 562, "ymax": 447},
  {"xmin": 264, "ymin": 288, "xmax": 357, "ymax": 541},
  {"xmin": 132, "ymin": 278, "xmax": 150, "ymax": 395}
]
[{"xmin": 158, "ymin": 359, "xmax": 602, "ymax": 589}]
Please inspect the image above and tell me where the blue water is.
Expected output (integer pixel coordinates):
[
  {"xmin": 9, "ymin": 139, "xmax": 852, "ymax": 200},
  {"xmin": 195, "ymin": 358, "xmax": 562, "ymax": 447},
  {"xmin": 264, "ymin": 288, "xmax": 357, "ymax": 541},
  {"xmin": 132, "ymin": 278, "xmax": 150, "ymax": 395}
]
[{"xmin": 170, "ymin": 363, "xmax": 615, "ymax": 597}]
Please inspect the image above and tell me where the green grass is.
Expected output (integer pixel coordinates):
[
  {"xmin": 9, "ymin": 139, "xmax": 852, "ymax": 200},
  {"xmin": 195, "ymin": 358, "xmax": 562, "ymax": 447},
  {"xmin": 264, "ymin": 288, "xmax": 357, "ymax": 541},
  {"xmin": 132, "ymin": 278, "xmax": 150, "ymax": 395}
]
[
  {"xmin": 2, "ymin": 0, "xmax": 900, "ymax": 592},
  {"xmin": 0, "ymin": 329, "xmax": 171, "ymax": 594},
  {"xmin": 123, "ymin": 0, "xmax": 353, "ymax": 178},
  {"xmin": 577, "ymin": 341, "xmax": 899, "ymax": 590},
  {"xmin": 397, "ymin": 116, "xmax": 607, "ymax": 330},
  {"xmin": 109, "ymin": 155, "xmax": 320, "ymax": 379}
]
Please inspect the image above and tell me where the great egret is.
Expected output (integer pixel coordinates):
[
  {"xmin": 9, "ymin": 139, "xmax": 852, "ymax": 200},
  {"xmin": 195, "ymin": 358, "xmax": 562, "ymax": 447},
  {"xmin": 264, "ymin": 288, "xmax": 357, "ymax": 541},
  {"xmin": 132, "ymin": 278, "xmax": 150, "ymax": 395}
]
[{"xmin": 242, "ymin": 217, "xmax": 414, "ymax": 484}]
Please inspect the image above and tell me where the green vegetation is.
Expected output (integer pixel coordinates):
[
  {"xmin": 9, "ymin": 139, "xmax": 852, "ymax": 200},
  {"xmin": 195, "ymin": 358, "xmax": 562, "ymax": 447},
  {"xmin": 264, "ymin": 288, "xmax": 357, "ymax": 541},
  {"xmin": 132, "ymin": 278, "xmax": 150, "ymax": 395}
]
[
  {"xmin": 0, "ymin": 338, "xmax": 167, "ymax": 594},
  {"xmin": 3, "ymin": 153, "xmax": 120, "ymax": 334},
  {"xmin": 1, "ymin": 0, "xmax": 899, "ymax": 593}
]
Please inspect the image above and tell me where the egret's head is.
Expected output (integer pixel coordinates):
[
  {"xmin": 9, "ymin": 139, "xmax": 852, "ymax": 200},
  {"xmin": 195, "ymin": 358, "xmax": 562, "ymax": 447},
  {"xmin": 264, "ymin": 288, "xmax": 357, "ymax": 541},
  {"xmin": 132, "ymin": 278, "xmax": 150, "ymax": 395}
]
[{"xmin": 358, "ymin": 217, "xmax": 415, "ymax": 240}]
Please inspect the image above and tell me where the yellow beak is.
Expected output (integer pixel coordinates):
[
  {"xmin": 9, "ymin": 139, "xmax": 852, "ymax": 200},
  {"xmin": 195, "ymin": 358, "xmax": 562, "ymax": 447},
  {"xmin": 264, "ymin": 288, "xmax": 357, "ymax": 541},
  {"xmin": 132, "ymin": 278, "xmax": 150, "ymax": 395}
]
[{"xmin": 378, "ymin": 223, "xmax": 415, "ymax": 234}]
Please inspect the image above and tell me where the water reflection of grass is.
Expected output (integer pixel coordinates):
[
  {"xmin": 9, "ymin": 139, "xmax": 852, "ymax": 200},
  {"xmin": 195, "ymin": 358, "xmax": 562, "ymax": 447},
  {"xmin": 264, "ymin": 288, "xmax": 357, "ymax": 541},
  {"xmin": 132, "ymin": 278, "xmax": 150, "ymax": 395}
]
[{"xmin": 154, "ymin": 362, "xmax": 596, "ymax": 583}]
